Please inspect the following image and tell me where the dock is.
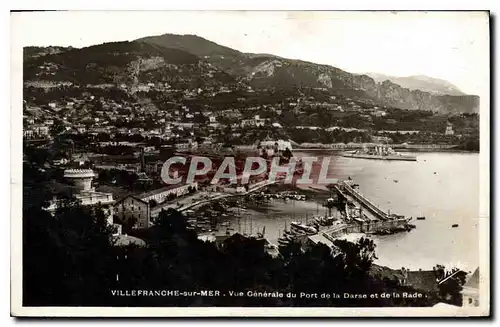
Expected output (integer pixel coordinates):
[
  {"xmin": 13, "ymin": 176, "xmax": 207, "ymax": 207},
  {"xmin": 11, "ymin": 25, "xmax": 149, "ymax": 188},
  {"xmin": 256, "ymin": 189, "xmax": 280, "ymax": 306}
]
[
  {"xmin": 322, "ymin": 180, "xmax": 412, "ymax": 238},
  {"xmin": 335, "ymin": 181, "xmax": 390, "ymax": 220}
]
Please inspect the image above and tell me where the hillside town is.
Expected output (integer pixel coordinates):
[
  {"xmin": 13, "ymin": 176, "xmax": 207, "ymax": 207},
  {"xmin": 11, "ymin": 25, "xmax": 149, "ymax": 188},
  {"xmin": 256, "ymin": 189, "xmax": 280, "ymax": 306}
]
[
  {"xmin": 23, "ymin": 73, "xmax": 480, "ymax": 230},
  {"xmin": 23, "ymin": 80, "xmax": 478, "ymax": 146}
]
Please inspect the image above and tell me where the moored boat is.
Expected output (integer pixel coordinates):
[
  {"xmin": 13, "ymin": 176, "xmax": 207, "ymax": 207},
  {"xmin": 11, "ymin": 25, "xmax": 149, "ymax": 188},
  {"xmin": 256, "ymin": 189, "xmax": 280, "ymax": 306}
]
[{"xmin": 290, "ymin": 222, "xmax": 317, "ymax": 235}]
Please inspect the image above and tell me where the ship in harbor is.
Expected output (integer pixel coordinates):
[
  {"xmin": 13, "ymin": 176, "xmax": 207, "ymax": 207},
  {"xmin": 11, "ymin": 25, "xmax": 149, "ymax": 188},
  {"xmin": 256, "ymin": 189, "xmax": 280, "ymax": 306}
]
[
  {"xmin": 276, "ymin": 179, "xmax": 416, "ymax": 253},
  {"xmin": 342, "ymin": 144, "xmax": 417, "ymax": 161}
]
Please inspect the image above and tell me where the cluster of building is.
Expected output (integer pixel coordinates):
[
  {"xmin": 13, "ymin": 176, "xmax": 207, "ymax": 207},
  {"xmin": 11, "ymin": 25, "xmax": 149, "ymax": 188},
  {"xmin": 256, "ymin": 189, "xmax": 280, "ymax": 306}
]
[
  {"xmin": 19, "ymin": 81, "xmax": 403, "ymax": 142},
  {"xmin": 115, "ymin": 182, "xmax": 198, "ymax": 229},
  {"xmin": 44, "ymin": 167, "xmax": 199, "ymax": 232},
  {"xmin": 23, "ymin": 95, "xmax": 277, "ymax": 144}
]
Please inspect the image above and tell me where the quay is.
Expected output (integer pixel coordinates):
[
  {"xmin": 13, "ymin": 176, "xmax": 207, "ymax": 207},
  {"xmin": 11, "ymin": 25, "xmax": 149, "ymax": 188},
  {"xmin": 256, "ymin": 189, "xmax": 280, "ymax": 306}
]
[
  {"xmin": 334, "ymin": 181, "xmax": 390, "ymax": 220},
  {"xmin": 178, "ymin": 180, "xmax": 277, "ymax": 212},
  {"xmin": 325, "ymin": 180, "xmax": 411, "ymax": 238},
  {"xmin": 276, "ymin": 179, "xmax": 414, "ymax": 253}
]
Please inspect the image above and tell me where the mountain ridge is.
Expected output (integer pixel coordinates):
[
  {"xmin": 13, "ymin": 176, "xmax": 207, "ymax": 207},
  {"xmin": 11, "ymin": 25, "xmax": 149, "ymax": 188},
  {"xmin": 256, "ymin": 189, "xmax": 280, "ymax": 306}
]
[
  {"xmin": 23, "ymin": 34, "xmax": 479, "ymax": 113},
  {"xmin": 23, "ymin": 40, "xmax": 237, "ymax": 89},
  {"xmin": 135, "ymin": 34, "xmax": 478, "ymax": 113},
  {"xmin": 365, "ymin": 72, "xmax": 465, "ymax": 96}
]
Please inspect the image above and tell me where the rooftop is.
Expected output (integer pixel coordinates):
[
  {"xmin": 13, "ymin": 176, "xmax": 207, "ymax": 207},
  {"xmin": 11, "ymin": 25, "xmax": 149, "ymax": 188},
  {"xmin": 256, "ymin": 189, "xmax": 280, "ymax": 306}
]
[
  {"xmin": 137, "ymin": 182, "xmax": 196, "ymax": 200},
  {"xmin": 308, "ymin": 233, "xmax": 336, "ymax": 248},
  {"xmin": 406, "ymin": 270, "xmax": 439, "ymax": 292},
  {"xmin": 63, "ymin": 169, "xmax": 95, "ymax": 178}
]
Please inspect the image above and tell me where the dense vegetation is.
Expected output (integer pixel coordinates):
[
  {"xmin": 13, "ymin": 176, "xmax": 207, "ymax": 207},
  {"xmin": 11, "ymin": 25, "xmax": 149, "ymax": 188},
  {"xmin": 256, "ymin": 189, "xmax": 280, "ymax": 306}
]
[{"xmin": 24, "ymin": 41, "xmax": 200, "ymax": 85}]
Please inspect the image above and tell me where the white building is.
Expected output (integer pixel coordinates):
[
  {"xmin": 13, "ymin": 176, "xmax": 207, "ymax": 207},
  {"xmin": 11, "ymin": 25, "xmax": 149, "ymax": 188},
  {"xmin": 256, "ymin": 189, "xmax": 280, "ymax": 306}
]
[
  {"xmin": 445, "ymin": 124, "xmax": 455, "ymax": 136},
  {"xmin": 23, "ymin": 129, "xmax": 34, "ymax": 139},
  {"xmin": 45, "ymin": 169, "xmax": 118, "ymax": 233},
  {"xmin": 114, "ymin": 182, "xmax": 198, "ymax": 229},
  {"xmin": 259, "ymin": 139, "xmax": 293, "ymax": 152},
  {"xmin": 241, "ymin": 115, "xmax": 266, "ymax": 128},
  {"xmin": 33, "ymin": 124, "xmax": 50, "ymax": 137}
]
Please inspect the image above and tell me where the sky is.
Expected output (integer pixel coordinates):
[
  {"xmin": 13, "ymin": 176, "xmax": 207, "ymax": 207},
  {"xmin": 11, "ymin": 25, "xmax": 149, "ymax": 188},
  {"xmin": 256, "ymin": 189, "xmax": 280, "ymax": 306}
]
[{"xmin": 11, "ymin": 11, "xmax": 489, "ymax": 95}]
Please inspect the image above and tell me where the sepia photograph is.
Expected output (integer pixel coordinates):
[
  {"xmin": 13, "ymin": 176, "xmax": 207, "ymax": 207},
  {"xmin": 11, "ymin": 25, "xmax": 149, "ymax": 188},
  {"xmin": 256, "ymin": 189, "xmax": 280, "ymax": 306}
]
[{"xmin": 10, "ymin": 10, "xmax": 490, "ymax": 317}]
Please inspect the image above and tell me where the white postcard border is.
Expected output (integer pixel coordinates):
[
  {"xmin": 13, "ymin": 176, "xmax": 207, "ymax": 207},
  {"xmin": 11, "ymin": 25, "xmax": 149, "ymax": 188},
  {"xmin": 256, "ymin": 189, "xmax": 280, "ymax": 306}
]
[{"xmin": 9, "ymin": 9, "xmax": 491, "ymax": 318}]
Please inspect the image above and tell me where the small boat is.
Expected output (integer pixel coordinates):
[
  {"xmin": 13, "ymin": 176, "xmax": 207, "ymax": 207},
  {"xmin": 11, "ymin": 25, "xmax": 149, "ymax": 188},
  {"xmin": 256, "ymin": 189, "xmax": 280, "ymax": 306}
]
[
  {"xmin": 393, "ymin": 180, "xmax": 399, "ymax": 183},
  {"xmin": 277, "ymin": 237, "xmax": 291, "ymax": 246},
  {"xmin": 452, "ymin": 224, "xmax": 459, "ymax": 228},
  {"xmin": 265, "ymin": 243, "xmax": 278, "ymax": 250},
  {"xmin": 416, "ymin": 216, "xmax": 426, "ymax": 220},
  {"xmin": 290, "ymin": 222, "xmax": 317, "ymax": 235}
]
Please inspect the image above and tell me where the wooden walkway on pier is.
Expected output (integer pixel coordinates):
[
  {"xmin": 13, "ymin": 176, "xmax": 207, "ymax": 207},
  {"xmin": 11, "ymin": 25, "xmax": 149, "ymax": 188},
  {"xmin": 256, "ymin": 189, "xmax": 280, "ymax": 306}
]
[{"xmin": 336, "ymin": 181, "xmax": 390, "ymax": 221}]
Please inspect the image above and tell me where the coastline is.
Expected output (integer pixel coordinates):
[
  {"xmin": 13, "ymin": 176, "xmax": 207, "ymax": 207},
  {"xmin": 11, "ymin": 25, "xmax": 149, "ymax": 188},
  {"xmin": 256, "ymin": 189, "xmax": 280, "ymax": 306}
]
[{"xmin": 294, "ymin": 145, "xmax": 478, "ymax": 153}]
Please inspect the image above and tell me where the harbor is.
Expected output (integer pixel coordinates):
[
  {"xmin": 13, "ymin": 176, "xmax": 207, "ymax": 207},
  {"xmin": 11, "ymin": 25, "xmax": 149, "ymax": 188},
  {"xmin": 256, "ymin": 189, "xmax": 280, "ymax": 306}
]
[
  {"xmin": 274, "ymin": 179, "xmax": 415, "ymax": 250},
  {"xmin": 194, "ymin": 177, "xmax": 415, "ymax": 257},
  {"xmin": 194, "ymin": 151, "xmax": 479, "ymax": 271}
]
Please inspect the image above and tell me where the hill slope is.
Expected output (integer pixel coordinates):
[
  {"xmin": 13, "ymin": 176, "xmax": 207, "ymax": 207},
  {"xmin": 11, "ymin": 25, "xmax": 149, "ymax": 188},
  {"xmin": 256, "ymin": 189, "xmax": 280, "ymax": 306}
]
[
  {"xmin": 23, "ymin": 46, "xmax": 74, "ymax": 61},
  {"xmin": 137, "ymin": 33, "xmax": 243, "ymax": 58},
  {"xmin": 24, "ymin": 35, "xmax": 479, "ymax": 113},
  {"xmin": 137, "ymin": 34, "xmax": 478, "ymax": 113},
  {"xmin": 366, "ymin": 73, "xmax": 465, "ymax": 96},
  {"xmin": 23, "ymin": 41, "xmax": 236, "ymax": 88}
]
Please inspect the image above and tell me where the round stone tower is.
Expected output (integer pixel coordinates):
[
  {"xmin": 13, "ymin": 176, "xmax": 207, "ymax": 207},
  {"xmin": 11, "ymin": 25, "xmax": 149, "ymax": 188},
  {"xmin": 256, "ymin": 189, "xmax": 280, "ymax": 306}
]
[{"xmin": 63, "ymin": 169, "xmax": 95, "ymax": 192}]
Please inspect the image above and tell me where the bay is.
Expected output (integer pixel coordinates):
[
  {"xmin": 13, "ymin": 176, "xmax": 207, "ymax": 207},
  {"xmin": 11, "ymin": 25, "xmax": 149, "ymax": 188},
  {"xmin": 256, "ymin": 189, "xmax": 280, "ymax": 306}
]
[{"xmin": 224, "ymin": 151, "xmax": 480, "ymax": 271}]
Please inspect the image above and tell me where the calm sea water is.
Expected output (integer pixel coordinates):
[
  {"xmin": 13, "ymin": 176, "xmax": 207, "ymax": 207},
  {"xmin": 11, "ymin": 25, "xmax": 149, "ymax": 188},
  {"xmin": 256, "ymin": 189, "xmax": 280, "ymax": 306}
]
[{"xmin": 224, "ymin": 151, "xmax": 480, "ymax": 271}]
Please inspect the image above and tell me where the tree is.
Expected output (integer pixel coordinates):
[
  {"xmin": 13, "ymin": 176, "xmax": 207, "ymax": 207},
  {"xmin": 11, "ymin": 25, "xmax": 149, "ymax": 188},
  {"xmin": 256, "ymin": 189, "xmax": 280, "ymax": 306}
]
[
  {"xmin": 282, "ymin": 147, "xmax": 293, "ymax": 160},
  {"xmin": 23, "ymin": 198, "xmax": 117, "ymax": 306},
  {"xmin": 433, "ymin": 265, "xmax": 467, "ymax": 306},
  {"xmin": 49, "ymin": 120, "xmax": 66, "ymax": 137},
  {"xmin": 22, "ymin": 155, "xmax": 439, "ymax": 307},
  {"xmin": 23, "ymin": 145, "xmax": 51, "ymax": 166},
  {"xmin": 333, "ymin": 237, "xmax": 378, "ymax": 274}
]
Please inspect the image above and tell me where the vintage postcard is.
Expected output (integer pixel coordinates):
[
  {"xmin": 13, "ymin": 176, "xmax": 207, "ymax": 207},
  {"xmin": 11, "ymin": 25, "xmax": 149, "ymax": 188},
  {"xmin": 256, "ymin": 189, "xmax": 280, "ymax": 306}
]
[{"xmin": 10, "ymin": 11, "xmax": 490, "ymax": 317}]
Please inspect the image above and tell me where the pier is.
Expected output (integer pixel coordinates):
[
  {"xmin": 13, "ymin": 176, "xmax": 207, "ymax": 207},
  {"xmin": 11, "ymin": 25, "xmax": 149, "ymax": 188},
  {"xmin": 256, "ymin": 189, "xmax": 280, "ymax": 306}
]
[
  {"xmin": 321, "ymin": 180, "xmax": 412, "ymax": 238},
  {"xmin": 337, "ymin": 181, "xmax": 389, "ymax": 220}
]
